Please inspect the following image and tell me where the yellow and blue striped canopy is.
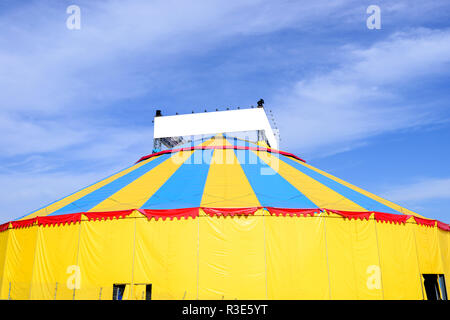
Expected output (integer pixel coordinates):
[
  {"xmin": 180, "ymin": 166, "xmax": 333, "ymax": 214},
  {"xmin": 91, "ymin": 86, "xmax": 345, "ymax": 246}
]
[{"xmin": 19, "ymin": 134, "xmax": 420, "ymax": 220}]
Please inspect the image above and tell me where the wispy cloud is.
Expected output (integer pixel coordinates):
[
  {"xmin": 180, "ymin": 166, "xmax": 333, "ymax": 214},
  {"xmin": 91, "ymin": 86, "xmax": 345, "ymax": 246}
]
[
  {"xmin": 381, "ymin": 177, "xmax": 450, "ymax": 202},
  {"xmin": 0, "ymin": 0, "xmax": 355, "ymax": 114},
  {"xmin": 0, "ymin": 170, "xmax": 112, "ymax": 220},
  {"xmin": 0, "ymin": 1, "xmax": 450, "ymax": 221},
  {"xmin": 274, "ymin": 28, "xmax": 450, "ymax": 158},
  {"xmin": 0, "ymin": 0, "xmax": 359, "ymax": 161}
]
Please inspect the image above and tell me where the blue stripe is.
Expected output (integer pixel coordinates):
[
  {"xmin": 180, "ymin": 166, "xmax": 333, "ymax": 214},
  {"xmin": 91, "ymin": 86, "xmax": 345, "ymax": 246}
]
[
  {"xmin": 16, "ymin": 136, "xmax": 214, "ymax": 220},
  {"xmin": 233, "ymin": 148, "xmax": 318, "ymax": 208},
  {"xmin": 280, "ymin": 156, "xmax": 400, "ymax": 213},
  {"xmin": 140, "ymin": 149, "xmax": 214, "ymax": 209},
  {"xmin": 15, "ymin": 160, "xmax": 147, "ymax": 220},
  {"xmin": 49, "ymin": 154, "xmax": 172, "ymax": 215}
]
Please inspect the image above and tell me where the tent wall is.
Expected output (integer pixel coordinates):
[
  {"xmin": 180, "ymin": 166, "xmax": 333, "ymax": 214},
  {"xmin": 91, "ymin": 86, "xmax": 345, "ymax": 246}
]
[
  {"xmin": 0, "ymin": 214, "xmax": 448, "ymax": 300},
  {"xmin": 3, "ymin": 226, "xmax": 38, "ymax": 299},
  {"xmin": 376, "ymin": 221, "xmax": 423, "ymax": 299},
  {"xmin": 325, "ymin": 215, "xmax": 383, "ymax": 299},
  {"xmin": 198, "ymin": 213, "xmax": 266, "ymax": 299},
  {"xmin": 29, "ymin": 224, "xmax": 80, "ymax": 299},
  {"xmin": 438, "ymin": 228, "xmax": 450, "ymax": 291},
  {"xmin": 76, "ymin": 218, "xmax": 135, "ymax": 299},
  {"xmin": 133, "ymin": 217, "xmax": 198, "ymax": 300},
  {"xmin": 0, "ymin": 229, "xmax": 10, "ymax": 298},
  {"xmin": 414, "ymin": 224, "xmax": 444, "ymax": 275},
  {"xmin": 265, "ymin": 214, "xmax": 329, "ymax": 299}
]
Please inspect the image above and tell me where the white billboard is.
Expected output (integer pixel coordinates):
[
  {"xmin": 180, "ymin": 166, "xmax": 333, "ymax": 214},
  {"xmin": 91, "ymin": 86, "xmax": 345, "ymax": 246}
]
[{"xmin": 154, "ymin": 108, "xmax": 278, "ymax": 149}]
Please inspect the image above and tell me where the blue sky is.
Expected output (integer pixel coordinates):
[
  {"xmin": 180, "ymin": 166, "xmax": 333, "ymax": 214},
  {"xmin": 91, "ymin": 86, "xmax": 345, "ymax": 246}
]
[{"xmin": 0, "ymin": 0, "xmax": 450, "ymax": 223}]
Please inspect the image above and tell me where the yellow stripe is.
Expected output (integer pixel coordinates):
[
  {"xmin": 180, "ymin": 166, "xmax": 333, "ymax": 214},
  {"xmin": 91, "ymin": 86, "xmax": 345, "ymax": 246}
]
[
  {"xmin": 20, "ymin": 158, "xmax": 156, "ymax": 219},
  {"xmin": 205, "ymin": 134, "xmax": 229, "ymax": 147},
  {"xmin": 225, "ymin": 135, "xmax": 261, "ymax": 147},
  {"xmin": 256, "ymin": 140, "xmax": 270, "ymax": 148},
  {"xmin": 201, "ymin": 138, "xmax": 260, "ymax": 208},
  {"xmin": 23, "ymin": 137, "xmax": 220, "ymax": 218},
  {"xmin": 89, "ymin": 152, "xmax": 194, "ymax": 211},
  {"xmin": 89, "ymin": 137, "xmax": 218, "ymax": 212},
  {"xmin": 290, "ymin": 158, "xmax": 424, "ymax": 217},
  {"xmin": 254, "ymin": 150, "xmax": 366, "ymax": 211}
]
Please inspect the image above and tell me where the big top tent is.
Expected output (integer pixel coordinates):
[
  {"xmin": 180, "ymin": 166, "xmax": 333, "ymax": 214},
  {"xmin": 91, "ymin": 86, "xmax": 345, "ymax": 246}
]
[{"xmin": 0, "ymin": 131, "xmax": 448, "ymax": 300}]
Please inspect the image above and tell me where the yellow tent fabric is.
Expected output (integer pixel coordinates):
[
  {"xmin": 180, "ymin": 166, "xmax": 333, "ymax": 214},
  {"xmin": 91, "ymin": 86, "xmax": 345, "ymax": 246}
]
[
  {"xmin": 133, "ymin": 216, "xmax": 198, "ymax": 300},
  {"xmin": 4, "ymin": 227, "xmax": 38, "ymax": 300},
  {"xmin": 76, "ymin": 218, "xmax": 135, "ymax": 300},
  {"xmin": 414, "ymin": 224, "xmax": 444, "ymax": 275},
  {"xmin": 376, "ymin": 221, "xmax": 423, "ymax": 299},
  {"xmin": 198, "ymin": 212, "xmax": 266, "ymax": 299},
  {"xmin": 265, "ymin": 214, "xmax": 329, "ymax": 299},
  {"xmin": 30, "ymin": 224, "xmax": 79, "ymax": 300},
  {"xmin": 0, "ymin": 212, "xmax": 448, "ymax": 300},
  {"xmin": 0, "ymin": 229, "xmax": 10, "ymax": 298},
  {"xmin": 0, "ymin": 135, "xmax": 448, "ymax": 300}
]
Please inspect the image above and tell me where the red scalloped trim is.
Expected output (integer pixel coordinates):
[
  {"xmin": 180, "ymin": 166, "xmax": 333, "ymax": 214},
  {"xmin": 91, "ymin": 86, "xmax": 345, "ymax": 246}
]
[
  {"xmin": 136, "ymin": 146, "xmax": 306, "ymax": 164},
  {"xmin": 437, "ymin": 221, "xmax": 450, "ymax": 231},
  {"xmin": 414, "ymin": 216, "xmax": 436, "ymax": 227},
  {"xmin": 324, "ymin": 209, "xmax": 372, "ymax": 221},
  {"xmin": 37, "ymin": 213, "xmax": 82, "ymax": 227},
  {"xmin": 11, "ymin": 217, "xmax": 37, "ymax": 229},
  {"xmin": 201, "ymin": 207, "xmax": 261, "ymax": 217},
  {"xmin": 374, "ymin": 212, "xmax": 412, "ymax": 225},
  {"xmin": 138, "ymin": 208, "xmax": 199, "ymax": 221},
  {"xmin": 0, "ymin": 222, "xmax": 10, "ymax": 232},
  {"xmin": 5, "ymin": 207, "xmax": 449, "ymax": 232},
  {"xmin": 266, "ymin": 207, "xmax": 319, "ymax": 217},
  {"xmin": 83, "ymin": 210, "xmax": 134, "ymax": 221}
]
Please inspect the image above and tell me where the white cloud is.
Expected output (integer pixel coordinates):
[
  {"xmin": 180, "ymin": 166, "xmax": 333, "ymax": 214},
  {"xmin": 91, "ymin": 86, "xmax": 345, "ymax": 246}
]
[
  {"xmin": 0, "ymin": 112, "xmax": 155, "ymax": 160},
  {"xmin": 274, "ymin": 28, "xmax": 450, "ymax": 157},
  {"xmin": 1, "ymin": 1, "xmax": 450, "ymax": 221},
  {"xmin": 381, "ymin": 177, "xmax": 450, "ymax": 202},
  {"xmin": 0, "ymin": 114, "xmax": 89, "ymax": 156},
  {"xmin": 0, "ymin": 0, "xmax": 360, "ymax": 159},
  {"xmin": 0, "ymin": 170, "xmax": 112, "ymax": 222},
  {"xmin": 0, "ymin": 0, "xmax": 355, "ymax": 114}
]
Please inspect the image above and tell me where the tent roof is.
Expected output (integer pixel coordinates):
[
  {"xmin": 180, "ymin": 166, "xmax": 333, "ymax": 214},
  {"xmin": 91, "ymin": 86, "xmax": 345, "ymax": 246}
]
[{"xmin": 17, "ymin": 134, "xmax": 424, "ymax": 221}]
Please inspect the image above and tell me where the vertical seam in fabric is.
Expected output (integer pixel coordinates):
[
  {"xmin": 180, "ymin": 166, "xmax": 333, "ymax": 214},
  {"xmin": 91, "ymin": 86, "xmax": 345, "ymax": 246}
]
[
  {"xmin": 130, "ymin": 217, "xmax": 137, "ymax": 300},
  {"xmin": 0, "ymin": 229, "xmax": 11, "ymax": 297},
  {"xmin": 263, "ymin": 213, "xmax": 268, "ymax": 299},
  {"xmin": 412, "ymin": 224, "xmax": 425, "ymax": 300},
  {"xmin": 197, "ymin": 215, "xmax": 200, "ymax": 300},
  {"xmin": 373, "ymin": 219, "xmax": 385, "ymax": 299},
  {"xmin": 73, "ymin": 220, "xmax": 82, "ymax": 300},
  {"xmin": 322, "ymin": 213, "xmax": 332, "ymax": 300},
  {"xmin": 349, "ymin": 220, "xmax": 358, "ymax": 299},
  {"xmin": 435, "ymin": 228, "xmax": 447, "ymax": 285},
  {"xmin": 28, "ymin": 226, "xmax": 39, "ymax": 300}
]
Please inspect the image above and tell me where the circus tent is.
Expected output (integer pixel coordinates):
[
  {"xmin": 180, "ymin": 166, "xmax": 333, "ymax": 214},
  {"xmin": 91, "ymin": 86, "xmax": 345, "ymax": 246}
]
[{"xmin": 0, "ymin": 133, "xmax": 448, "ymax": 300}]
